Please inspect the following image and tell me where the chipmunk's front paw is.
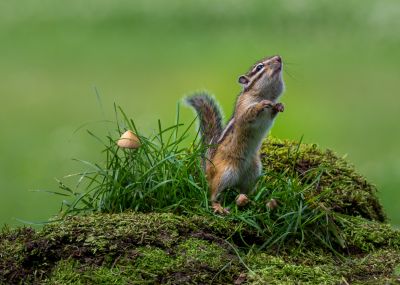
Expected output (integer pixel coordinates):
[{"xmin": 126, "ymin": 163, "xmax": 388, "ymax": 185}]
[
  {"xmin": 212, "ymin": 203, "xmax": 230, "ymax": 215},
  {"xmin": 255, "ymin": 100, "xmax": 274, "ymax": 117},
  {"xmin": 273, "ymin": 103, "xmax": 285, "ymax": 113},
  {"xmin": 259, "ymin": 100, "xmax": 274, "ymax": 110}
]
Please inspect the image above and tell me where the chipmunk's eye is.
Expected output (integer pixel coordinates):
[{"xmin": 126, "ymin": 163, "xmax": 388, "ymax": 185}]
[{"xmin": 255, "ymin": 64, "xmax": 264, "ymax": 71}]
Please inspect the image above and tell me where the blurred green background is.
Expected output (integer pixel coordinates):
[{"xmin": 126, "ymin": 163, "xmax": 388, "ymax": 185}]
[{"xmin": 0, "ymin": 0, "xmax": 399, "ymax": 227}]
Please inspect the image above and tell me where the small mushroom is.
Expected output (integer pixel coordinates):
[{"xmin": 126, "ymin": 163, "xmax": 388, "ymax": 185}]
[
  {"xmin": 266, "ymin": 198, "xmax": 278, "ymax": 210},
  {"xmin": 117, "ymin": 130, "xmax": 141, "ymax": 149},
  {"xmin": 236, "ymin": 194, "xmax": 249, "ymax": 207}
]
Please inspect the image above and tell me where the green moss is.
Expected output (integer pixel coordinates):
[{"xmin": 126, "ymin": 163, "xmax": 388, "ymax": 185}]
[
  {"xmin": 246, "ymin": 247, "xmax": 400, "ymax": 285},
  {"xmin": 42, "ymin": 236, "xmax": 240, "ymax": 284},
  {"xmin": 246, "ymin": 253, "xmax": 341, "ymax": 285},
  {"xmin": 2, "ymin": 212, "xmax": 400, "ymax": 284},
  {"xmin": 160, "ymin": 237, "xmax": 241, "ymax": 284},
  {"xmin": 341, "ymin": 216, "xmax": 400, "ymax": 252},
  {"xmin": 395, "ymin": 264, "xmax": 400, "ymax": 276},
  {"xmin": 45, "ymin": 259, "xmax": 141, "ymax": 284},
  {"xmin": 261, "ymin": 138, "xmax": 385, "ymax": 222},
  {"xmin": 0, "ymin": 213, "xmax": 242, "ymax": 284},
  {"xmin": 0, "ymin": 227, "xmax": 39, "ymax": 284},
  {"xmin": 44, "ymin": 260, "xmax": 83, "ymax": 285},
  {"xmin": 42, "ymin": 212, "xmax": 184, "ymax": 249},
  {"xmin": 176, "ymin": 237, "xmax": 226, "ymax": 269},
  {"xmin": 86, "ymin": 266, "xmax": 135, "ymax": 285},
  {"xmin": 340, "ymin": 249, "xmax": 400, "ymax": 283},
  {"xmin": 135, "ymin": 246, "xmax": 174, "ymax": 275}
]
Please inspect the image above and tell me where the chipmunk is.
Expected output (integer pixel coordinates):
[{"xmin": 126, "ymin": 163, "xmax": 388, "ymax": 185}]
[{"xmin": 186, "ymin": 55, "xmax": 285, "ymax": 214}]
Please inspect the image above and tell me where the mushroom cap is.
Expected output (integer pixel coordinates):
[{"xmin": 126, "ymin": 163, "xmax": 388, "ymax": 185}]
[{"xmin": 117, "ymin": 130, "xmax": 141, "ymax": 149}]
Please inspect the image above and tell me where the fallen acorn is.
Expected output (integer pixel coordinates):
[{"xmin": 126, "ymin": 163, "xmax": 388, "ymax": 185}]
[
  {"xmin": 266, "ymin": 198, "xmax": 278, "ymax": 210},
  {"xmin": 236, "ymin": 194, "xmax": 249, "ymax": 207}
]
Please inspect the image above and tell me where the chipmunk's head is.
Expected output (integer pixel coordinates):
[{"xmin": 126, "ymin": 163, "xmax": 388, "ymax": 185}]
[{"xmin": 238, "ymin": 55, "xmax": 284, "ymax": 101}]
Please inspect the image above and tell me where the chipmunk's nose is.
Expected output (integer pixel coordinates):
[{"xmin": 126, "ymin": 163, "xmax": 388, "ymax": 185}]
[{"xmin": 272, "ymin": 56, "xmax": 282, "ymax": 63}]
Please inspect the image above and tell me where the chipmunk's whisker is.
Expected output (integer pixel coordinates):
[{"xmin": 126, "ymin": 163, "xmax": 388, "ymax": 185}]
[{"xmin": 284, "ymin": 68, "xmax": 297, "ymax": 81}]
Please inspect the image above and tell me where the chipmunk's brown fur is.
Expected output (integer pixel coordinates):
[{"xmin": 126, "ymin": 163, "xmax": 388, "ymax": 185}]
[{"xmin": 186, "ymin": 55, "xmax": 285, "ymax": 214}]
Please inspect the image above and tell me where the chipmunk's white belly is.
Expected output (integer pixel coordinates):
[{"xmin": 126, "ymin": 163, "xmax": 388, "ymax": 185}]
[{"xmin": 246, "ymin": 114, "xmax": 274, "ymax": 157}]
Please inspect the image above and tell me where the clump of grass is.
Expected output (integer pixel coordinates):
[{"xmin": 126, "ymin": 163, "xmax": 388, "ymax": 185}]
[
  {"xmin": 52, "ymin": 105, "xmax": 366, "ymax": 252},
  {"xmin": 58, "ymin": 104, "xmax": 209, "ymax": 215}
]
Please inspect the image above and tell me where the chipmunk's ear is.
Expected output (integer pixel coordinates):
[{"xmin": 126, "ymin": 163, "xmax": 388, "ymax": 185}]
[{"xmin": 238, "ymin": 75, "xmax": 249, "ymax": 87}]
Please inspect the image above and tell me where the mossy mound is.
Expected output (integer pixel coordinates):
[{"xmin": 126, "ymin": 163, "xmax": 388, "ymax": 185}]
[
  {"xmin": 1, "ymin": 138, "xmax": 397, "ymax": 284},
  {"xmin": 0, "ymin": 213, "xmax": 240, "ymax": 284},
  {"xmin": 1, "ymin": 212, "xmax": 399, "ymax": 284},
  {"xmin": 261, "ymin": 138, "xmax": 385, "ymax": 222}
]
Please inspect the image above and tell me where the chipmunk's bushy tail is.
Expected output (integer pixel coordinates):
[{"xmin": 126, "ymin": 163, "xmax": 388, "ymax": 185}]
[{"xmin": 185, "ymin": 92, "xmax": 223, "ymax": 147}]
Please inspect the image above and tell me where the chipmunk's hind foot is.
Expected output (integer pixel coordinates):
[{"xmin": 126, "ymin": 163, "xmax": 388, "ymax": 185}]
[{"xmin": 212, "ymin": 202, "xmax": 230, "ymax": 215}]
